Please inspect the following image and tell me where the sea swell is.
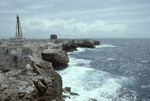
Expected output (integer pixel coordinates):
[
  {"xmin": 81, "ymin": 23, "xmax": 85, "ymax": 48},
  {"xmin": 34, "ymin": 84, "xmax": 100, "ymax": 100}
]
[
  {"xmin": 58, "ymin": 38, "xmax": 150, "ymax": 101},
  {"xmin": 58, "ymin": 46, "xmax": 138, "ymax": 101}
]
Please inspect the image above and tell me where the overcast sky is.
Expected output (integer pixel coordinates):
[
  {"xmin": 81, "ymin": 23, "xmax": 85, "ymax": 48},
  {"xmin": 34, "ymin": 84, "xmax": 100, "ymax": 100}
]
[{"xmin": 0, "ymin": 0, "xmax": 150, "ymax": 39}]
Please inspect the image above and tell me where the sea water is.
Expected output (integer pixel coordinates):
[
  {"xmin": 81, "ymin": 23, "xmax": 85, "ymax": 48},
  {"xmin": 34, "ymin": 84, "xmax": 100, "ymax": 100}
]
[{"xmin": 58, "ymin": 38, "xmax": 150, "ymax": 101}]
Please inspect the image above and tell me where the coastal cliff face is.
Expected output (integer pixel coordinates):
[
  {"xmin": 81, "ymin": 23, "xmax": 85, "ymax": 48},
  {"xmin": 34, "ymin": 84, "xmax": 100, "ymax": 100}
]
[
  {"xmin": 41, "ymin": 49, "xmax": 69, "ymax": 69},
  {"xmin": 0, "ymin": 39, "xmax": 100, "ymax": 70},
  {"xmin": 0, "ymin": 39, "xmax": 100, "ymax": 101},
  {"xmin": 60, "ymin": 39, "xmax": 100, "ymax": 51},
  {"xmin": 0, "ymin": 39, "xmax": 64, "ymax": 101}
]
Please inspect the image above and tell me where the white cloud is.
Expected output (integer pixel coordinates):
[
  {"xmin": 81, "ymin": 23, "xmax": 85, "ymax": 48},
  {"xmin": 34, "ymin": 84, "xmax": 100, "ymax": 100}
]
[
  {"xmin": 22, "ymin": 18, "xmax": 127, "ymax": 38},
  {"xmin": 23, "ymin": 18, "xmax": 126, "ymax": 31},
  {"xmin": 0, "ymin": 0, "xmax": 149, "ymax": 38}
]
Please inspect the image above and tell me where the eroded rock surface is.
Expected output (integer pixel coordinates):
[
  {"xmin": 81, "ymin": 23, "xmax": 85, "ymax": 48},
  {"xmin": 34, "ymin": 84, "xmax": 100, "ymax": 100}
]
[
  {"xmin": 62, "ymin": 40, "xmax": 77, "ymax": 52},
  {"xmin": 0, "ymin": 39, "xmax": 60, "ymax": 70},
  {"xmin": 0, "ymin": 38, "xmax": 100, "ymax": 101},
  {"xmin": 41, "ymin": 49, "xmax": 69, "ymax": 69},
  {"xmin": 0, "ymin": 39, "xmax": 63, "ymax": 101},
  {"xmin": 0, "ymin": 56, "xmax": 62, "ymax": 101},
  {"xmin": 75, "ymin": 39, "xmax": 95, "ymax": 48},
  {"xmin": 61, "ymin": 39, "xmax": 100, "ymax": 51}
]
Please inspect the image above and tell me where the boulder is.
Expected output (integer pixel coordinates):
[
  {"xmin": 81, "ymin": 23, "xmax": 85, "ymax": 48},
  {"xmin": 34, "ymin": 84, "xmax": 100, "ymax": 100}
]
[
  {"xmin": 41, "ymin": 49, "xmax": 69, "ymax": 69},
  {"xmin": 0, "ymin": 56, "xmax": 62, "ymax": 101}
]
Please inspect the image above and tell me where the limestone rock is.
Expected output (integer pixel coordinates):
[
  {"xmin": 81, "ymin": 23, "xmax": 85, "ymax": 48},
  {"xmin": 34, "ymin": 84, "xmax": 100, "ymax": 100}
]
[
  {"xmin": 75, "ymin": 39, "xmax": 95, "ymax": 48},
  {"xmin": 0, "ymin": 56, "xmax": 62, "ymax": 101},
  {"xmin": 0, "ymin": 38, "xmax": 100, "ymax": 101},
  {"xmin": 0, "ymin": 45, "xmax": 31, "ymax": 70},
  {"xmin": 62, "ymin": 40, "xmax": 77, "ymax": 52},
  {"xmin": 41, "ymin": 49, "xmax": 69, "ymax": 69},
  {"xmin": 61, "ymin": 39, "xmax": 100, "ymax": 51}
]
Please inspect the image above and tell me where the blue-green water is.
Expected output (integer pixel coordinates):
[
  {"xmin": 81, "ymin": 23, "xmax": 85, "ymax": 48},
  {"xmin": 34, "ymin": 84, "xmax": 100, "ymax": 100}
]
[{"xmin": 58, "ymin": 38, "xmax": 150, "ymax": 101}]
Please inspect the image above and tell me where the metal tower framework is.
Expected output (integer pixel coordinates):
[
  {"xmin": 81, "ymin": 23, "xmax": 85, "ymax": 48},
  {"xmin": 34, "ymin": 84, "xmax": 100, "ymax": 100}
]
[{"xmin": 16, "ymin": 15, "xmax": 23, "ymax": 39}]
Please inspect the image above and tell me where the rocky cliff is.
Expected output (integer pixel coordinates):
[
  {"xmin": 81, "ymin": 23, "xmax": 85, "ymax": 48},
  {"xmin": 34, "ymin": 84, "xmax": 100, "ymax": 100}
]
[
  {"xmin": 41, "ymin": 49, "xmax": 69, "ymax": 69},
  {"xmin": 0, "ymin": 39, "xmax": 100, "ymax": 101},
  {"xmin": 59, "ymin": 39, "xmax": 100, "ymax": 52},
  {"xmin": 0, "ymin": 56, "xmax": 62, "ymax": 101},
  {"xmin": 0, "ymin": 39, "xmax": 64, "ymax": 101}
]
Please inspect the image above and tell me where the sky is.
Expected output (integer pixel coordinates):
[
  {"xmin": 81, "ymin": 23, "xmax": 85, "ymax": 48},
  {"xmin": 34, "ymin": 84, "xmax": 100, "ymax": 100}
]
[{"xmin": 0, "ymin": 0, "xmax": 150, "ymax": 39}]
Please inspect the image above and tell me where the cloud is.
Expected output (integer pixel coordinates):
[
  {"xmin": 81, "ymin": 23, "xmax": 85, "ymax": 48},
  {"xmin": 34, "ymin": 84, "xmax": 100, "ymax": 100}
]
[
  {"xmin": 22, "ymin": 18, "xmax": 127, "ymax": 38},
  {"xmin": 23, "ymin": 18, "xmax": 127, "ymax": 32},
  {"xmin": 0, "ymin": 0, "xmax": 149, "ymax": 38}
]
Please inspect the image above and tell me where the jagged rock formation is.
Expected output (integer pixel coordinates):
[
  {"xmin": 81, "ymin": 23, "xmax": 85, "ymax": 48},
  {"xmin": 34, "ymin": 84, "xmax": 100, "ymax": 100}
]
[
  {"xmin": 75, "ymin": 39, "xmax": 95, "ymax": 48},
  {"xmin": 75, "ymin": 39, "xmax": 100, "ymax": 48},
  {"xmin": 0, "ymin": 39, "xmax": 63, "ymax": 101},
  {"xmin": 62, "ymin": 40, "xmax": 77, "ymax": 52},
  {"xmin": 0, "ymin": 39, "xmax": 100, "ymax": 70},
  {"xmin": 0, "ymin": 45, "xmax": 33, "ymax": 70},
  {"xmin": 0, "ymin": 39, "xmax": 60, "ymax": 70},
  {"xmin": 61, "ymin": 39, "xmax": 100, "ymax": 51},
  {"xmin": 0, "ymin": 39, "xmax": 100, "ymax": 101},
  {"xmin": 0, "ymin": 56, "xmax": 62, "ymax": 101}
]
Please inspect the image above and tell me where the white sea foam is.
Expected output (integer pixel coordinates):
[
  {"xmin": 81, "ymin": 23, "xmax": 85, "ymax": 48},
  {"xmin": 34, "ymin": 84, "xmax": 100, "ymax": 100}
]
[
  {"xmin": 68, "ymin": 57, "xmax": 91, "ymax": 67},
  {"xmin": 96, "ymin": 44, "xmax": 116, "ymax": 48},
  {"xmin": 67, "ymin": 47, "xmax": 86, "ymax": 55},
  {"xmin": 57, "ymin": 54, "xmax": 134, "ymax": 101},
  {"xmin": 59, "ymin": 65, "xmax": 129, "ymax": 101},
  {"xmin": 77, "ymin": 47, "xmax": 86, "ymax": 52}
]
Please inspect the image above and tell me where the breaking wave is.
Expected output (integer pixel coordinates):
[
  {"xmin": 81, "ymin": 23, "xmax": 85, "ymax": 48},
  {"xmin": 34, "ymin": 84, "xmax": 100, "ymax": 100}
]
[{"xmin": 58, "ymin": 46, "xmax": 137, "ymax": 101}]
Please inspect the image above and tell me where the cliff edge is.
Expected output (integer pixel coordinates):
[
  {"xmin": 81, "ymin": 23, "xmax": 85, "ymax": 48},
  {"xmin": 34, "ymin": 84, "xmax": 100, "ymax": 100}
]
[{"xmin": 0, "ymin": 39, "xmax": 100, "ymax": 101}]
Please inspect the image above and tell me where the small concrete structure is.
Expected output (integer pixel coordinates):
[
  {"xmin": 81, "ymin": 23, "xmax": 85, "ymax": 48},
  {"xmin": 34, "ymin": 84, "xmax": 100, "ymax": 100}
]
[{"xmin": 50, "ymin": 34, "xmax": 57, "ymax": 39}]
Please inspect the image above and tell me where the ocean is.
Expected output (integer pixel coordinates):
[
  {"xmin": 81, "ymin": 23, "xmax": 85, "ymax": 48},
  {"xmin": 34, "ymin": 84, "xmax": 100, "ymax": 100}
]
[{"xmin": 58, "ymin": 38, "xmax": 150, "ymax": 101}]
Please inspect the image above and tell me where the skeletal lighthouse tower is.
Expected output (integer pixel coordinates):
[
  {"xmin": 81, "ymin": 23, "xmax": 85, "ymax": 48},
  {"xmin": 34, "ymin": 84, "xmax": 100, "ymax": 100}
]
[{"xmin": 15, "ymin": 15, "xmax": 23, "ymax": 39}]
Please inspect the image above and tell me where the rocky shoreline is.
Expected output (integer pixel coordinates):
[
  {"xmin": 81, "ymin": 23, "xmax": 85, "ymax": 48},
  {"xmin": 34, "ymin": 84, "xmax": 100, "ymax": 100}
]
[{"xmin": 0, "ymin": 39, "xmax": 100, "ymax": 101}]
